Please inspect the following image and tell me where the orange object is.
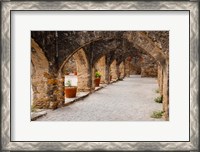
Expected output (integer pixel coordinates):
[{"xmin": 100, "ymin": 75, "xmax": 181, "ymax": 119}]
[
  {"xmin": 65, "ymin": 87, "xmax": 77, "ymax": 98},
  {"xmin": 94, "ymin": 78, "xmax": 101, "ymax": 87}
]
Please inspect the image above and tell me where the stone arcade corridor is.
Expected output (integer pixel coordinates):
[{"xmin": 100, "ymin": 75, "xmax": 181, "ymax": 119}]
[
  {"xmin": 37, "ymin": 75, "xmax": 163, "ymax": 121},
  {"xmin": 31, "ymin": 31, "xmax": 169, "ymax": 120}
]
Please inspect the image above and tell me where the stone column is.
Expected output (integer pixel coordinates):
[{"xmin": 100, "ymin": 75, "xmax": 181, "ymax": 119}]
[
  {"xmin": 157, "ymin": 64, "xmax": 163, "ymax": 95},
  {"xmin": 105, "ymin": 59, "xmax": 110, "ymax": 84},
  {"xmin": 110, "ymin": 60, "xmax": 118, "ymax": 80},
  {"xmin": 116, "ymin": 64, "xmax": 120, "ymax": 79},
  {"xmin": 119, "ymin": 62, "xmax": 125, "ymax": 79},
  {"xmin": 32, "ymin": 70, "xmax": 50, "ymax": 109},
  {"xmin": 56, "ymin": 75, "xmax": 65, "ymax": 108},
  {"xmin": 91, "ymin": 67, "xmax": 96, "ymax": 91},
  {"xmin": 162, "ymin": 63, "xmax": 169, "ymax": 120},
  {"xmin": 125, "ymin": 59, "xmax": 130, "ymax": 77}
]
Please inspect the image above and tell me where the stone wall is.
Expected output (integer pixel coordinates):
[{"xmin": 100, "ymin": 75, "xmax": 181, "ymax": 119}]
[
  {"xmin": 129, "ymin": 56, "xmax": 142, "ymax": 75},
  {"xmin": 62, "ymin": 57, "xmax": 77, "ymax": 75},
  {"xmin": 140, "ymin": 55, "xmax": 158, "ymax": 77}
]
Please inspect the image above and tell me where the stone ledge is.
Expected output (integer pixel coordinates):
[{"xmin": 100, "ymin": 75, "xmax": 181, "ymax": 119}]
[
  {"xmin": 64, "ymin": 84, "xmax": 108, "ymax": 106},
  {"xmin": 64, "ymin": 92, "xmax": 90, "ymax": 106},
  {"xmin": 31, "ymin": 109, "xmax": 49, "ymax": 121}
]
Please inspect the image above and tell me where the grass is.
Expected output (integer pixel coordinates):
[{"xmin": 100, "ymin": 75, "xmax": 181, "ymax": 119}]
[
  {"xmin": 31, "ymin": 105, "xmax": 37, "ymax": 112},
  {"xmin": 155, "ymin": 89, "xmax": 159, "ymax": 93},
  {"xmin": 151, "ymin": 111, "xmax": 164, "ymax": 119},
  {"xmin": 154, "ymin": 95, "xmax": 163, "ymax": 103}
]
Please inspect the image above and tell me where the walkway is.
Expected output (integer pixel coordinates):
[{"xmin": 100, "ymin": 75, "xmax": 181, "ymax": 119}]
[{"xmin": 37, "ymin": 75, "xmax": 163, "ymax": 121}]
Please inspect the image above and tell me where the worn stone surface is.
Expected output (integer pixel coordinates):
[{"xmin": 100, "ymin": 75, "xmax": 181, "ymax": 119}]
[
  {"xmin": 37, "ymin": 75, "xmax": 163, "ymax": 121},
  {"xmin": 62, "ymin": 57, "xmax": 76, "ymax": 75},
  {"xmin": 110, "ymin": 60, "xmax": 118, "ymax": 80},
  {"xmin": 119, "ymin": 62, "xmax": 125, "ymax": 78},
  {"xmin": 72, "ymin": 48, "xmax": 90, "ymax": 92},
  {"xmin": 125, "ymin": 58, "xmax": 130, "ymax": 77}
]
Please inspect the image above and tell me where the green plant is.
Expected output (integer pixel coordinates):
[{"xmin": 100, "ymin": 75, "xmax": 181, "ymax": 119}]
[
  {"xmin": 95, "ymin": 71, "xmax": 101, "ymax": 78},
  {"xmin": 65, "ymin": 80, "xmax": 72, "ymax": 87},
  {"xmin": 31, "ymin": 105, "xmax": 37, "ymax": 112},
  {"xmin": 155, "ymin": 89, "xmax": 159, "ymax": 93},
  {"xmin": 151, "ymin": 111, "xmax": 164, "ymax": 118},
  {"xmin": 154, "ymin": 95, "xmax": 163, "ymax": 103}
]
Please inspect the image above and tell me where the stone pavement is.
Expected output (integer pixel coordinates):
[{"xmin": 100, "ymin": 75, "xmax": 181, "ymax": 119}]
[{"xmin": 37, "ymin": 75, "xmax": 163, "ymax": 121}]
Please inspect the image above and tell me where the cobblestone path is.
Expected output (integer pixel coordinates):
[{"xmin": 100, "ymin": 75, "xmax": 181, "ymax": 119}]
[{"xmin": 37, "ymin": 75, "xmax": 163, "ymax": 121}]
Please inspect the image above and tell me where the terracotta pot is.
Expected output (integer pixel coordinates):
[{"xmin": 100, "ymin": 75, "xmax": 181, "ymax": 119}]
[
  {"xmin": 65, "ymin": 86, "xmax": 77, "ymax": 98},
  {"xmin": 94, "ymin": 78, "xmax": 101, "ymax": 87},
  {"xmin": 74, "ymin": 72, "xmax": 77, "ymax": 75},
  {"xmin": 110, "ymin": 75, "xmax": 112, "ymax": 81}
]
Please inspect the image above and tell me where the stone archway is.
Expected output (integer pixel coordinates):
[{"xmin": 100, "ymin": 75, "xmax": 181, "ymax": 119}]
[
  {"xmin": 31, "ymin": 39, "xmax": 49, "ymax": 109},
  {"xmin": 94, "ymin": 55, "xmax": 106, "ymax": 84},
  {"xmin": 73, "ymin": 48, "xmax": 90, "ymax": 92},
  {"xmin": 60, "ymin": 48, "xmax": 91, "ymax": 92},
  {"xmin": 31, "ymin": 31, "xmax": 169, "ymax": 120}
]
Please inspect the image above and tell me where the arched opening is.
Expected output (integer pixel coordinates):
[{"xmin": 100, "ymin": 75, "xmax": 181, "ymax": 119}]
[
  {"xmin": 73, "ymin": 48, "xmax": 90, "ymax": 92},
  {"xmin": 140, "ymin": 54, "xmax": 158, "ymax": 78},
  {"xmin": 94, "ymin": 55, "xmax": 106, "ymax": 84},
  {"xmin": 60, "ymin": 48, "xmax": 91, "ymax": 98},
  {"xmin": 129, "ymin": 56, "xmax": 142, "ymax": 75}
]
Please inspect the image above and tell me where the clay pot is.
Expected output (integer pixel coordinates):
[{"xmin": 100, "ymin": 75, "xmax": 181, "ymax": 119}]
[
  {"xmin": 94, "ymin": 77, "xmax": 101, "ymax": 87},
  {"xmin": 65, "ymin": 86, "xmax": 77, "ymax": 98},
  {"xmin": 74, "ymin": 72, "xmax": 77, "ymax": 75}
]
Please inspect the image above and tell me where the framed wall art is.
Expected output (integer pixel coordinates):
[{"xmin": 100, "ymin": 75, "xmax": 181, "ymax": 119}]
[{"xmin": 1, "ymin": 0, "xmax": 199, "ymax": 151}]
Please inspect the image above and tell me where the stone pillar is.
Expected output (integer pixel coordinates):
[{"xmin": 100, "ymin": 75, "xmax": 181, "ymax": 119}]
[
  {"xmin": 105, "ymin": 58, "xmax": 110, "ymax": 84},
  {"xmin": 157, "ymin": 64, "xmax": 163, "ymax": 95},
  {"xmin": 91, "ymin": 67, "xmax": 96, "ymax": 90},
  {"xmin": 119, "ymin": 62, "xmax": 125, "ymax": 79},
  {"xmin": 110, "ymin": 60, "xmax": 118, "ymax": 80},
  {"xmin": 32, "ymin": 70, "xmax": 50, "ymax": 109},
  {"xmin": 162, "ymin": 63, "xmax": 169, "ymax": 120},
  {"xmin": 125, "ymin": 59, "xmax": 130, "ymax": 77},
  {"xmin": 95, "ymin": 56, "xmax": 106, "ymax": 83},
  {"xmin": 55, "ymin": 75, "xmax": 65, "ymax": 108},
  {"xmin": 31, "ymin": 38, "xmax": 51, "ymax": 109},
  {"xmin": 116, "ymin": 64, "xmax": 120, "ymax": 79}
]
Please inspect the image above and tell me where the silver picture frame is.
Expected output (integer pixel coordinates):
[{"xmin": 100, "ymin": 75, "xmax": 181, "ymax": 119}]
[{"xmin": 1, "ymin": 1, "xmax": 199, "ymax": 151}]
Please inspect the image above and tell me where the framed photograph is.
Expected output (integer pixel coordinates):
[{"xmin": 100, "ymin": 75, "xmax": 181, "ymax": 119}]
[{"xmin": 1, "ymin": 0, "xmax": 199, "ymax": 151}]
